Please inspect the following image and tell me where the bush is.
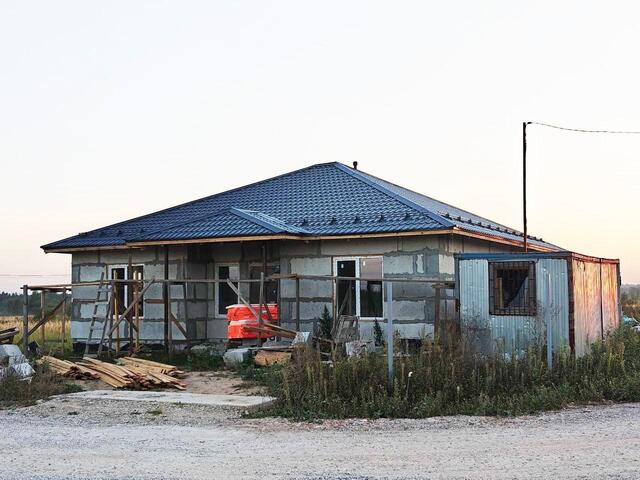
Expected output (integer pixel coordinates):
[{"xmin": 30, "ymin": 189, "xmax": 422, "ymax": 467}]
[
  {"xmin": 318, "ymin": 306, "xmax": 333, "ymax": 340},
  {"xmin": 258, "ymin": 325, "xmax": 640, "ymax": 419}
]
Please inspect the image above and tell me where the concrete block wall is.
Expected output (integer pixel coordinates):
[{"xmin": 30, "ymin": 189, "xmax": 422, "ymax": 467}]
[
  {"xmin": 70, "ymin": 247, "xmax": 189, "ymax": 344},
  {"xmin": 70, "ymin": 234, "xmax": 520, "ymax": 344}
]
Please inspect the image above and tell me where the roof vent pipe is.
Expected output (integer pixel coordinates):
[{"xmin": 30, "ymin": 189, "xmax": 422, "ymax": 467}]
[{"xmin": 352, "ymin": 161, "xmax": 358, "ymax": 170}]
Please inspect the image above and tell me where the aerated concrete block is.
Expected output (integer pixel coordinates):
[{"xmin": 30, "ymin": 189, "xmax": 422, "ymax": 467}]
[
  {"xmin": 384, "ymin": 255, "xmax": 414, "ymax": 275},
  {"xmin": 393, "ymin": 300, "xmax": 427, "ymax": 321},
  {"xmin": 290, "ymin": 257, "xmax": 332, "ymax": 276},
  {"xmin": 79, "ymin": 265, "xmax": 106, "ymax": 282}
]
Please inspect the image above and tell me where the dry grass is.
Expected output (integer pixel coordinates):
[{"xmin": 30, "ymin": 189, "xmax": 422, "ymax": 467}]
[
  {"xmin": 0, "ymin": 315, "xmax": 71, "ymax": 353},
  {"xmin": 0, "ymin": 364, "xmax": 82, "ymax": 409}
]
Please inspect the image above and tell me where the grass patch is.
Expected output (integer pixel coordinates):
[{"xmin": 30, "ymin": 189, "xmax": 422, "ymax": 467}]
[
  {"xmin": 143, "ymin": 351, "xmax": 224, "ymax": 371},
  {"xmin": 0, "ymin": 364, "xmax": 82, "ymax": 409},
  {"xmin": 251, "ymin": 325, "xmax": 640, "ymax": 420},
  {"xmin": 146, "ymin": 409, "xmax": 163, "ymax": 416}
]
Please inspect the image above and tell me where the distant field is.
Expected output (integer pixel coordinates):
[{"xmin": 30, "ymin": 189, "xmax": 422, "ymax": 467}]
[{"xmin": 0, "ymin": 315, "xmax": 70, "ymax": 352}]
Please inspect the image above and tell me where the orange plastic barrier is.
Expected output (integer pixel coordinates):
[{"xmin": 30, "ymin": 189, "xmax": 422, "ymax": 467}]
[{"xmin": 226, "ymin": 304, "xmax": 279, "ymax": 340}]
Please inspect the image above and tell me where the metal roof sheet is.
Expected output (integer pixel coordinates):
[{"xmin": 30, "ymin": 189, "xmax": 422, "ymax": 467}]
[{"xmin": 42, "ymin": 162, "xmax": 559, "ymax": 250}]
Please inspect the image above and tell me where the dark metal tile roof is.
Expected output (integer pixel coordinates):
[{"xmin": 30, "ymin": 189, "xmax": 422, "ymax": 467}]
[{"xmin": 42, "ymin": 162, "xmax": 559, "ymax": 250}]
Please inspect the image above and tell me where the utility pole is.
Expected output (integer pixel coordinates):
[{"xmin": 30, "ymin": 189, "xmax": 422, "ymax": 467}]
[{"xmin": 522, "ymin": 122, "xmax": 531, "ymax": 252}]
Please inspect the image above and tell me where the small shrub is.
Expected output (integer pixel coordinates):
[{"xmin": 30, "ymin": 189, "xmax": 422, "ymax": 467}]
[
  {"xmin": 373, "ymin": 319, "xmax": 384, "ymax": 347},
  {"xmin": 318, "ymin": 306, "xmax": 333, "ymax": 340}
]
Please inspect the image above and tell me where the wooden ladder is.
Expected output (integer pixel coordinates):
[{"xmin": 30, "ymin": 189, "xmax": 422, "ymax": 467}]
[{"xmin": 84, "ymin": 272, "xmax": 113, "ymax": 356}]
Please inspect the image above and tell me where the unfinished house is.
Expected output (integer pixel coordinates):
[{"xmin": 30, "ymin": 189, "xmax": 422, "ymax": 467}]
[{"xmin": 41, "ymin": 162, "xmax": 560, "ymax": 350}]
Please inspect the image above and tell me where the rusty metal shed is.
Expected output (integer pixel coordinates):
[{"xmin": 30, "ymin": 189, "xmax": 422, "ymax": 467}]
[{"xmin": 455, "ymin": 252, "xmax": 621, "ymax": 356}]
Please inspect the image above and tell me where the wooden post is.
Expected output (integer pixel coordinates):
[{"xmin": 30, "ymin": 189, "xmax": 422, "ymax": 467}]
[
  {"xmin": 258, "ymin": 272, "xmax": 264, "ymax": 347},
  {"xmin": 163, "ymin": 246, "xmax": 169, "ymax": 353},
  {"xmin": 295, "ymin": 276, "xmax": 300, "ymax": 332},
  {"xmin": 167, "ymin": 281, "xmax": 173, "ymax": 354},
  {"xmin": 386, "ymin": 282, "xmax": 394, "ymax": 392},
  {"xmin": 434, "ymin": 285, "xmax": 441, "ymax": 343},
  {"xmin": 61, "ymin": 293, "xmax": 67, "ymax": 351},
  {"xmin": 133, "ymin": 280, "xmax": 140, "ymax": 352},
  {"xmin": 114, "ymin": 282, "xmax": 120, "ymax": 355},
  {"xmin": 22, "ymin": 285, "xmax": 29, "ymax": 353},
  {"xmin": 182, "ymin": 281, "xmax": 190, "ymax": 346},
  {"xmin": 40, "ymin": 290, "xmax": 46, "ymax": 347}
]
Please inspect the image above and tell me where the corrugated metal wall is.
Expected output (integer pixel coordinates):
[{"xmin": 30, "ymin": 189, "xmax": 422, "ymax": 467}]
[
  {"xmin": 458, "ymin": 258, "xmax": 569, "ymax": 354},
  {"xmin": 572, "ymin": 259, "xmax": 620, "ymax": 356},
  {"xmin": 601, "ymin": 262, "xmax": 620, "ymax": 333}
]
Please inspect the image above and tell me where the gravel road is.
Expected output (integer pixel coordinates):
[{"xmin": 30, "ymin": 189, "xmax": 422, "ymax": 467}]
[{"xmin": 1, "ymin": 396, "xmax": 639, "ymax": 479}]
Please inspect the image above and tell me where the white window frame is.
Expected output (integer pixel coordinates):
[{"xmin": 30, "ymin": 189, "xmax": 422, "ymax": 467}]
[
  {"xmin": 107, "ymin": 264, "xmax": 145, "ymax": 318},
  {"xmin": 333, "ymin": 256, "xmax": 384, "ymax": 320},
  {"xmin": 214, "ymin": 263, "xmax": 240, "ymax": 318}
]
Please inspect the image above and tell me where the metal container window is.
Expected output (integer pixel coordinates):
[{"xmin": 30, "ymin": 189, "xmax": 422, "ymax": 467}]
[{"xmin": 489, "ymin": 261, "xmax": 536, "ymax": 316}]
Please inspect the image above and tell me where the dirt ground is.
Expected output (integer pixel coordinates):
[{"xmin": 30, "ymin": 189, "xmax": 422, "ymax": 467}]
[
  {"xmin": 68, "ymin": 369, "xmax": 265, "ymax": 396},
  {"xmin": 1, "ymin": 394, "xmax": 639, "ymax": 480}
]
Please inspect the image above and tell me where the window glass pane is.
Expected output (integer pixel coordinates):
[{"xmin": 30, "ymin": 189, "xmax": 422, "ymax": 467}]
[
  {"xmin": 359, "ymin": 258, "xmax": 383, "ymax": 317},
  {"xmin": 218, "ymin": 265, "xmax": 239, "ymax": 316},
  {"xmin": 249, "ymin": 265, "xmax": 280, "ymax": 304},
  {"xmin": 111, "ymin": 268, "xmax": 126, "ymax": 315},
  {"xmin": 337, "ymin": 260, "xmax": 356, "ymax": 316},
  {"xmin": 497, "ymin": 269, "xmax": 528, "ymax": 308},
  {"xmin": 131, "ymin": 265, "xmax": 144, "ymax": 317}
]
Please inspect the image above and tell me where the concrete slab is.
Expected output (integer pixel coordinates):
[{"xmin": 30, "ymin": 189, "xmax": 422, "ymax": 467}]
[{"xmin": 61, "ymin": 390, "xmax": 275, "ymax": 408}]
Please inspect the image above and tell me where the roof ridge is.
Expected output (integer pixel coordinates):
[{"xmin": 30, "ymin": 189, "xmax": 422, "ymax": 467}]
[
  {"xmin": 351, "ymin": 166, "xmax": 514, "ymax": 231},
  {"xmin": 332, "ymin": 163, "xmax": 454, "ymax": 228}
]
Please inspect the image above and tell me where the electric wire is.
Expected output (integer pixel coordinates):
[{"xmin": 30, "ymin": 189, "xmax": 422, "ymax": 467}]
[{"xmin": 528, "ymin": 122, "xmax": 640, "ymax": 135}]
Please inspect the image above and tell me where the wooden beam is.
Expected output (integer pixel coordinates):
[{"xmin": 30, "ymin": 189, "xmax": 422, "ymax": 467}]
[
  {"xmin": 106, "ymin": 281, "xmax": 155, "ymax": 337},
  {"xmin": 28, "ymin": 294, "xmax": 67, "ymax": 338}
]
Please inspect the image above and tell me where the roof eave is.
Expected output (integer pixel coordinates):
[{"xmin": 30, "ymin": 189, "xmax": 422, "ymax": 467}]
[{"xmin": 42, "ymin": 227, "xmax": 558, "ymax": 253}]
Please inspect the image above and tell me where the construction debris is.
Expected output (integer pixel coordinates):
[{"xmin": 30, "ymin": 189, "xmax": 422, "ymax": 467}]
[
  {"xmin": 41, "ymin": 356, "xmax": 187, "ymax": 390},
  {"xmin": 223, "ymin": 348, "xmax": 251, "ymax": 367},
  {"xmin": 254, "ymin": 350, "xmax": 291, "ymax": 366},
  {"xmin": 0, "ymin": 345, "xmax": 34, "ymax": 380},
  {"xmin": 0, "ymin": 327, "xmax": 18, "ymax": 344}
]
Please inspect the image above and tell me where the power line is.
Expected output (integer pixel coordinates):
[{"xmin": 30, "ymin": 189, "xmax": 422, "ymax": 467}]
[{"xmin": 528, "ymin": 121, "xmax": 640, "ymax": 135}]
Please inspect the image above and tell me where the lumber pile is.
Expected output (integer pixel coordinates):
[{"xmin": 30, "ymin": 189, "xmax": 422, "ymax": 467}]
[
  {"xmin": 39, "ymin": 356, "xmax": 99, "ymax": 380},
  {"xmin": 41, "ymin": 356, "xmax": 187, "ymax": 390},
  {"xmin": 0, "ymin": 327, "xmax": 18, "ymax": 345}
]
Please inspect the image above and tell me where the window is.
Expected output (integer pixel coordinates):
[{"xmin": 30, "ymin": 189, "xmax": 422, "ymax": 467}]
[
  {"xmin": 489, "ymin": 261, "xmax": 536, "ymax": 316},
  {"xmin": 217, "ymin": 264, "xmax": 239, "ymax": 316},
  {"xmin": 335, "ymin": 257, "xmax": 383, "ymax": 318},
  {"xmin": 249, "ymin": 264, "xmax": 280, "ymax": 304},
  {"xmin": 130, "ymin": 265, "xmax": 144, "ymax": 317},
  {"xmin": 110, "ymin": 267, "xmax": 127, "ymax": 316},
  {"xmin": 109, "ymin": 265, "xmax": 144, "ymax": 317}
]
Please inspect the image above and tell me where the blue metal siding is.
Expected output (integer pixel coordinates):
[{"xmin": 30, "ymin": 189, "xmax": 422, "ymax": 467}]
[{"xmin": 458, "ymin": 257, "xmax": 569, "ymax": 354}]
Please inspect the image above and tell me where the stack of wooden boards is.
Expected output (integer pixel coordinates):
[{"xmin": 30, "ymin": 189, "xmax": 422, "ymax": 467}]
[
  {"xmin": 38, "ymin": 356, "xmax": 99, "ymax": 380},
  {"xmin": 40, "ymin": 356, "xmax": 187, "ymax": 390}
]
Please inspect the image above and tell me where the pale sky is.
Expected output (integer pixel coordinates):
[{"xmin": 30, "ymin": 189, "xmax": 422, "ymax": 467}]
[{"xmin": 1, "ymin": 1, "xmax": 639, "ymax": 292}]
